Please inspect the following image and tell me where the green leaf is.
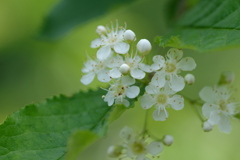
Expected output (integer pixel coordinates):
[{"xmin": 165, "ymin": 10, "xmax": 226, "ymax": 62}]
[
  {"xmin": 0, "ymin": 89, "xmax": 117, "ymax": 160},
  {"xmin": 160, "ymin": 0, "xmax": 240, "ymax": 52},
  {"xmin": 39, "ymin": 0, "xmax": 135, "ymax": 39}
]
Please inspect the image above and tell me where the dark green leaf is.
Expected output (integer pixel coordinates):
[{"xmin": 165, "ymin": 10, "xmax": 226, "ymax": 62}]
[
  {"xmin": 160, "ymin": 0, "xmax": 240, "ymax": 52},
  {"xmin": 39, "ymin": 0, "xmax": 135, "ymax": 39}
]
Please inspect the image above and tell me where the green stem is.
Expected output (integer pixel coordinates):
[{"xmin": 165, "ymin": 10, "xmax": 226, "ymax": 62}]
[{"xmin": 141, "ymin": 110, "xmax": 149, "ymax": 135}]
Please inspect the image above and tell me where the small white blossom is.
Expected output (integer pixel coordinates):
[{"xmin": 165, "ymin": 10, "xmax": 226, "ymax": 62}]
[
  {"xmin": 150, "ymin": 48, "xmax": 196, "ymax": 91},
  {"xmin": 124, "ymin": 30, "xmax": 136, "ymax": 42},
  {"xmin": 199, "ymin": 85, "xmax": 239, "ymax": 133},
  {"xmin": 202, "ymin": 121, "xmax": 213, "ymax": 132},
  {"xmin": 219, "ymin": 71, "xmax": 235, "ymax": 84},
  {"xmin": 140, "ymin": 83, "xmax": 184, "ymax": 121},
  {"xmin": 107, "ymin": 145, "xmax": 123, "ymax": 158},
  {"xmin": 137, "ymin": 39, "xmax": 152, "ymax": 55},
  {"xmin": 119, "ymin": 126, "xmax": 163, "ymax": 160},
  {"xmin": 104, "ymin": 76, "xmax": 140, "ymax": 107},
  {"xmin": 80, "ymin": 57, "xmax": 110, "ymax": 85},
  {"xmin": 107, "ymin": 54, "xmax": 147, "ymax": 79},
  {"xmin": 91, "ymin": 21, "xmax": 130, "ymax": 60},
  {"xmin": 162, "ymin": 135, "xmax": 174, "ymax": 146},
  {"xmin": 96, "ymin": 25, "xmax": 107, "ymax": 35},
  {"xmin": 184, "ymin": 73, "xmax": 195, "ymax": 85}
]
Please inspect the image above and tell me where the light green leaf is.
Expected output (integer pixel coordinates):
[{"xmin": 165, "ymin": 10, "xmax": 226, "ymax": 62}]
[
  {"xmin": 0, "ymin": 89, "xmax": 121, "ymax": 160},
  {"xmin": 160, "ymin": 0, "xmax": 240, "ymax": 52},
  {"xmin": 39, "ymin": 0, "xmax": 135, "ymax": 39}
]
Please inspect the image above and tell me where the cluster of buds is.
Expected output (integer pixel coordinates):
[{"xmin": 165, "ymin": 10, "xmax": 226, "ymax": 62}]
[{"xmin": 107, "ymin": 126, "xmax": 174, "ymax": 160}]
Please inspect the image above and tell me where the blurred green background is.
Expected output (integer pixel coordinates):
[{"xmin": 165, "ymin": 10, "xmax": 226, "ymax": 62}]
[{"xmin": 0, "ymin": 0, "xmax": 240, "ymax": 159}]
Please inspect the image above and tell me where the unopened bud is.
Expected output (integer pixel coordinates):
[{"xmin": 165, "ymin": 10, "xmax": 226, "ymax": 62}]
[
  {"xmin": 219, "ymin": 71, "xmax": 235, "ymax": 85},
  {"xmin": 137, "ymin": 39, "xmax": 152, "ymax": 55},
  {"xmin": 162, "ymin": 135, "xmax": 174, "ymax": 146},
  {"xmin": 119, "ymin": 63, "xmax": 130, "ymax": 74},
  {"xmin": 202, "ymin": 121, "xmax": 213, "ymax": 132},
  {"xmin": 107, "ymin": 145, "xmax": 122, "ymax": 158},
  {"xmin": 184, "ymin": 74, "xmax": 195, "ymax": 85},
  {"xmin": 96, "ymin": 25, "xmax": 107, "ymax": 35},
  {"xmin": 124, "ymin": 30, "xmax": 136, "ymax": 42}
]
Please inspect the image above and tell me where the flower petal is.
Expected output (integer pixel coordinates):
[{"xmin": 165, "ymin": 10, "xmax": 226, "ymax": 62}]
[
  {"xmin": 177, "ymin": 57, "xmax": 196, "ymax": 71},
  {"xmin": 169, "ymin": 74, "xmax": 185, "ymax": 92},
  {"xmin": 119, "ymin": 126, "xmax": 135, "ymax": 143},
  {"xmin": 126, "ymin": 86, "xmax": 140, "ymax": 98},
  {"xmin": 145, "ymin": 84, "xmax": 159, "ymax": 94},
  {"xmin": 97, "ymin": 69, "xmax": 111, "ymax": 82},
  {"xmin": 139, "ymin": 63, "xmax": 152, "ymax": 73},
  {"xmin": 109, "ymin": 68, "xmax": 122, "ymax": 78},
  {"xmin": 151, "ymin": 55, "xmax": 165, "ymax": 71},
  {"xmin": 114, "ymin": 42, "xmax": 130, "ymax": 54},
  {"xmin": 80, "ymin": 72, "xmax": 95, "ymax": 85},
  {"xmin": 199, "ymin": 86, "xmax": 218, "ymax": 103},
  {"xmin": 208, "ymin": 110, "xmax": 221, "ymax": 125},
  {"xmin": 152, "ymin": 107, "xmax": 168, "ymax": 121},
  {"xmin": 168, "ymin": 95, "xmax": 184, "ymax": 110},
  {"xmin": 150, "ymin": 71, "xmax": 166, "ymax": 88},
  {"xmin": 202, "ymin": 103, "xmax": 219, "ymax": 118},
  {"xmin": 115, "ymin": 97, "xmax": 130, "ymax": 107},
  {"xmin": 122, "ymin": 76, "xmax": 135, "ymax": 86},
  {"xmin": 130, "ymin": 68, "xmax": 145, "ymax": 79},
  {"xmin": 107, "ymin": 55, "xmax": 124, "ymax": 68},
  {"xmin": 167, "ymin": 48, "xmax": 183, "ymax": 61},
  {"xmin": 140, "ymin": 94, "xmax": 156, "ymax": 109},
  {"xmin": 90, "ymin": 38, "xmax": 101, "ymax": 48},
  {"xmin": 104, "ymin": 91, "xmax": 115, "ymax": 106},
  {"xmin": 147, "ymin": 141, "xmax": 163, "ymax": 156},
  {"xmin": 218, "ymin": 113, "xmax": 231, "ymax": 133},
  {"xmin": 97, "ymin": 46, "xmax": 112, "ymax": 60}
]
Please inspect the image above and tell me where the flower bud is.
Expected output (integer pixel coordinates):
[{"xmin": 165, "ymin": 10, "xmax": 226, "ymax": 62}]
[
  {"xmin": 184, "ymin": 74, "xmax": 195, "ymax": 85},
  {"xmin": 219, "ymin": 71, "xmax": 235, "ymax": 85},
  {"xmin": 124, "ymin": 30, "xmax": 136, "ymax": 42},
  {"xmin": 137, "ymin": 39, "xmax": 152, "ymax": 55},
  {"xmin": 162, "ymin": 135, "xmax": 174, "ymax": 146},
  {"xmin": 96, "ymin": 25, "xmax": 107, "ymax": 35},
  {"xmin": 202, "ymin": 121, "xmax": 213, "ymax": 132},
  {"xmin": 107, "ymin": 145, "xmax": 122, "ymax": 158},
  {"xmin": 119, "ymin": 63, "xmax": 130, "ymax": 74}
]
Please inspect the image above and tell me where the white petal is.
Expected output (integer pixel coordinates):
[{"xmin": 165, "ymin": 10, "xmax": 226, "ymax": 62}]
[
  {"xmin": 90, "ymin": 38, "xmax": 101, "ymax": 48},
  {"xmin": 109, "ymin": 68, "xmax": 122, "ymax": 78},
  {"xmin": 145, "ymin": 84, "xmax": 159, "ymax": 94},
  {"xmin": 152, "ymin": 55, "xmax": 165, "ymax": 70},
  {"xmin": 104, "ymin": 91, "xmax": 115, "ymax": 106},
  {"xmin": 82, "ymin": 60, "xmax": 96, "ymax": 73},
  {"xmin": 97, "ymin": 69, "xmax": 111, "ymax": 82},
  {"xmin": 147, "ymin": 141, "xmax": 163, "ymax": 156},
  {"xmin": 126, "ymin": 86, "xmax": 140, "ymax": 98},
  {"xmin": 227, "ymin": 103, "xmax": 237, "ymax": 114},
  {"xmin": 119, "ymin": 126, "xmax": 135, "ymax": 143},
  {"xmin": 136, "ymin": 155, "xmax": 150, "ymax": 160},
  {"xmin": 107, "ymin": 55, "xmax": 124, "ymax": 68},
  {"xmin": 122, "ymin": 76, "xmax": 135, "ymax": 86},
  {"xmin": 114, "ymin": 42, "xmax": 130, "ymax": 54},
  {"xmin": 97, "ymin": 46, "xmax": 112, "ymax": 60},
  {"xmin": 80, "ymin": 72, "xmax": 95, "ymax": 85},
  {"xmin": 199, "ymin": 86, "xmax": 218, "ymax": 103},
  {"xmin": 169, "ymin": 74, "xmax": 185, "ymax": 92},
  {"xmin": 150, "ymin": 71, "xmax": 166, "ymax": 88},
  {"xmin": 202, "ymin": 103, "xmax": 219, "ymax": 118},
  {"xmin": 152, "ymin": 108, "xmax": 168, "ymax": 121},
  {"xmin": 168, "ymin": 95, "xmax": 184, "ymax": 110},
  {"xmin": 167, "ymin": 48, "xmax": 183, "ymax": 60},
  {"xmin": 130, "ymin": 68, "xmax": 145, "ymax": 79},
  {"xmin": 218, "ymin": 113, "xmax": 231, "ymax": 133},
  {"xmin": 208, "ymin": 110, "xmax": 221, "ymax": 125},
  {"xmin": 178, "ymin": 57, "xmax": 196, "ymax": 71},
  {"xmin": 139, "ymin": 63, "xmax": 152, "ymax": 72},
  {"xmin": 140, "ymin": 94, "xmax": 156, "ymax": 109},
  {"xmin": 115, "ymin": 98, "xmax": 130, "ymax": 107}
]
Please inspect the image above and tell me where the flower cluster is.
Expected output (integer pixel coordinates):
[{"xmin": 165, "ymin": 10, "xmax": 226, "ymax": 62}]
[
  {"xmin": 140, "ymin": 48, "xmax": 196, "ymax": 121},
  {"xmin": 107, "ymin": 126, "xmax": 173, "ymax": 160}
]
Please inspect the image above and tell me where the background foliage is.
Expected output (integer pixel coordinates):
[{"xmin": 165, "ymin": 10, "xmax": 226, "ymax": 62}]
[{"xmin": 0, "ymin": 0, "xmax": 240, "ymax": 159}]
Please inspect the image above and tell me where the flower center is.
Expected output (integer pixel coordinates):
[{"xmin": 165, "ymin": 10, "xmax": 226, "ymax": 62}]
[
  {"xmin": 132, "ymin": 142, "xmax": 145, "ymax": 154},
  {"xmin": 113, "ymin": 84, "xmax": 125, "ymax": 97},
  {"xmin": 219, "ymin": 100, "xmax": 227, "ymax": 111},
  {"xmin": 157, "ymin": 94, "xmax": 167, "ymax": 104},
  {"xmin": 165, "ymin": 62, "xmax": 176, "ymax": 73}
]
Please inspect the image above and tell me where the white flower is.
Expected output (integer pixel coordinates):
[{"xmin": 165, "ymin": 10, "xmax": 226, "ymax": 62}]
[
  {"xmin": 119, "ymin": 126, "xmax": 163, "ymax": 160},
  {"xmin": 150, "ymin": 48, "xmax": 196, "ymax": 91},
  {"xmin": 184, "ymin": 73, "xmax": 195, "ymax": 85},
  {"xmin": 107, "ymin": 145, "xmax": 123, "ymax": 158},
  {"xmin": 199, "ymin": 85, "xmax": 239, "ymax": 133},
  {"xmin": 124, "ymin": 30, "xmax": 136, "ymax": 42},
  {"xmin": 202, "ymin": 121, "xmax": 213, "ymax": 132},
  {"xmin": 140, "ymin": 83, "xmax": 184, "ymax": 121},
  {"xmin": 137, "ymin": 39, "xmax": 152, "ymax": 55},
  {"xmin": 80, "ymin": 57, "xmax": 111, "ymax": 85},
  {"xmin": 107, "ymin": 54, "xmax": 147, "ymax": 79},
  {"xmin": 91, "ymin": 21, "xmax": 130, "ymax": 60},
  {"xmin": 162, "ymin": 135, "xmax": 174, "ymax": 146},
  {"xmin": 96, "ymin": 25, "xmax": 107, "ymax": 35},
  {"xmin": 104, "ymin": 76, "xmax": 140, "ymax": 107}
]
